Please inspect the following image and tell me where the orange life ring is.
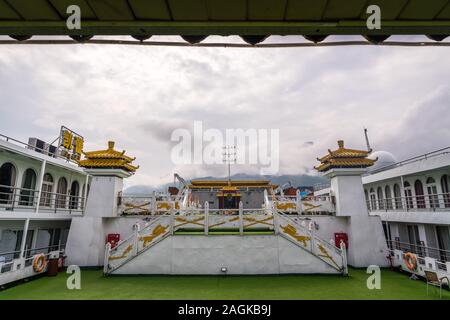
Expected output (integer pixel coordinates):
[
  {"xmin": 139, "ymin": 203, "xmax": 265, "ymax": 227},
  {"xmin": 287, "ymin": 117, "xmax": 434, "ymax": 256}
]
[
  {"xmin": 403, "ymin": 252, "xmax": 417, "ymax": 271},
  {"xmin": 33, "ymin": 254, "xmax": 47, "ymax": 273}
]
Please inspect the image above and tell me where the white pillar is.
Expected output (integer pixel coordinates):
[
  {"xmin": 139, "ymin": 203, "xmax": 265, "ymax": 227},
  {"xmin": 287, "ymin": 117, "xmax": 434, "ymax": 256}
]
[
  {"xmin": 82, "ymin": 174, "xmax": 89, "ymax": 211},
  {"xmin": 326, "ymin": 168, "xmax": 389, "ymax": 267},
  {"xmin": 20, "ymin": 218, "xmax": 30, "ymax": 258},
  {"xmin": 35, "ymin": 160, "xmax": 46, "ymax": 214}
]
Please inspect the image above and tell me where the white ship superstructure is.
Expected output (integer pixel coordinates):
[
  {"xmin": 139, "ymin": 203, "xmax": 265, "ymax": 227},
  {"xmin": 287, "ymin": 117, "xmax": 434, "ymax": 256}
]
[
  {"xmin": 315, "ymin": 147, "xmax": 450, "ymax": 280},
  {"xmin": 0, "ymin": 132, "xmax": 89, "ymax": 285}
]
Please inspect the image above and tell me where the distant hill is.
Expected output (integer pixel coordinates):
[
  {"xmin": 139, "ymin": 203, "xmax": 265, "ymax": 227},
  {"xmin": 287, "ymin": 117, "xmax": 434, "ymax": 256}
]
[{"xmin": 124, "ymin": 173, "xmax": 327, "ymax": 195}]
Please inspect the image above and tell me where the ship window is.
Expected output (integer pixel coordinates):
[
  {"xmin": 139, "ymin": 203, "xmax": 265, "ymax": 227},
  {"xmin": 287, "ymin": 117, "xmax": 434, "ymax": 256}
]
[
  {"xmin": 377, "ymin": 187, "xmax": 384, "ymax": 210},
  {"xmin": 369, "ymin": 188, "xmax": 376, "ymax": 210},
  {"xmin": 40, "ymin": 173, "xmax": 54, "ymax": 207},
  {"xmin": 364, "ymin": 189, "xmax": 369, "ymax": 207},
  {"xmin": 56, "ymin": 177, "xmax": 68, "ymax": 209},
  {"xmin": 0, "ymin": 162, "xmax": 17, "ymax": 205},
  {"xmin": 393, "ymin": 184, "xmax": 402, "ymax": 209},
  {"xmin": 385, "ymin": 186, "xmax": 392, "ymax": 209},
  {"xmin": 414, "ymin": 180, "xmax": 425, "ymax": 209},
  {"xmin": 19, "ymin": 168, "xmax": 37, "ymax": 206},
  {"xmin": 69, "ymin": 181, "xmax": 80, "ymax": 210},
  {"xmin": 404, "ymin": 181, "xmax": 413, "ymax": 209},
  {"xmin": 436, "ymin": 226, "xmax": 450, "ymax": 261},
  {"xmin": 426, "ymin": 177, "xmax": 438, "ymax": 208},
  {"xmin": 441, "ymin": 175, "xmax": 450, "ymax": 208}
]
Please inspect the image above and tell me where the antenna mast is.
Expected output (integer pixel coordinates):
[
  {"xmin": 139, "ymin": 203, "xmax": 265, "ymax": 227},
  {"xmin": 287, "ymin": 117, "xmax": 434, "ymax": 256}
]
[
  {"xmin": 222, "ymin": 145, "xmax": 236, "ymax": 185},
  {"xmin": 364, "ymin": 128, "xmax": 372, "ymax": 153}
]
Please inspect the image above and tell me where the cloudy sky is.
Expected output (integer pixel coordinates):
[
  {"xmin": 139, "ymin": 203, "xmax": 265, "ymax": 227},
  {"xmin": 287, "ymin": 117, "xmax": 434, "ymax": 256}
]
[{"xmin": 0, "ymin": 35, "xmax": 449, "ymax": 188}]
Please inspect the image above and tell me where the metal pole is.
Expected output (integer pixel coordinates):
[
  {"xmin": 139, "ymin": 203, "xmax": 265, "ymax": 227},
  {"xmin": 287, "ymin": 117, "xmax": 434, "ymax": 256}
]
[{"xmin": 35, "ymin": 160, "xmax": 46, "ymax": 214}]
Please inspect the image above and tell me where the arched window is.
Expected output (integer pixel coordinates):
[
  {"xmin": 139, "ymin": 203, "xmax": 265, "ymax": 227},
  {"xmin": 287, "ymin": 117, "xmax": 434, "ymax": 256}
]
[
  {"xmin": 426, "ymin": 177, "xmax": 438, "ymax": 208},
  {"xmin": 385, "ymin": 185, "xmax": 392, "ymax": 209},
  {"xmin": 404, "ymin": 181, "xmax": 413, "ymax": 209},
  {"xmin": 364, "ymin": 189, "xmax": 370, "ymax": 209},
  {"xmin": 393, "ymin": 184, "xmax": 402, "ymax": 209},
  {"xmin": 56, "ymin": 177, "xmax": 68, "ymax": 209},
  {"xmin": 377, "ymin": 187, "xmax": 384, "ymax": 210},
  {"xmin": 369, "ymin": 188, "xmax": 376, "ymax": 210},
  {"xmin": 441, "ymin": 175, "xmax": 450, "ymax": 208},
  {"xmin": 19, "ymin": 168, "xmax": 36, "ymax": 206},
  {"xmin": 0, "ymin": 162, "xmax": 17, "ymax": 205},
  {"xmin": 414, "ymin": 180, "xmax": 425, "ymax": 208},
  {"xmin": 69, "ymin": 181, "xmax": 80, "ymax": 210},
  {"xmin": 40, "ymin": 173, "xmax": 54, "ymax": 207}
]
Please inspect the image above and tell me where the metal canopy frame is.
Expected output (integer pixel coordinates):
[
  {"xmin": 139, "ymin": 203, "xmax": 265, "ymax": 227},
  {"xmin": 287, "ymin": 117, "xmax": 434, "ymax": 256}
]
[{"xmin": 0, "ymin": 0, "xmax": 449, "ymax": 44}]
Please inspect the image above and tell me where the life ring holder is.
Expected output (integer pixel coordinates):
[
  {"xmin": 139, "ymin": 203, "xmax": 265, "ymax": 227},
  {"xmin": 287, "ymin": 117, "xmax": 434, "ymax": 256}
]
[
  {"xmin": 403, "ymin": 252, "xmax": 417, "ymax": 271},
  {"xmin": 33, "ymin": 254, "xmax": 47, "ymax": 273}
]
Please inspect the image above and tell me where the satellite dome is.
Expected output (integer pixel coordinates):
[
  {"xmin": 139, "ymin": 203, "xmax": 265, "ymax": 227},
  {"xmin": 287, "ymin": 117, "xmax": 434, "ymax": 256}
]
[{"xmin": 368, "ymin": 151, "xmax": 397, "ymax": 171}]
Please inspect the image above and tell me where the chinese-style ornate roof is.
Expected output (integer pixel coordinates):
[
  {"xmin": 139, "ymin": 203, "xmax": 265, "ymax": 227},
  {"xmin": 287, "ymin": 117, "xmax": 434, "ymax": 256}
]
[
  {"xmin": 189, "ymin": 180, "xmax": 276, "ymax": 189},
  {"xmin": 79, "ymin": 141, "xmax": 139, "ymax": 173},
  {"xmin": 315, "ymin": 140, "xmax": 377, "ymax": 172}
]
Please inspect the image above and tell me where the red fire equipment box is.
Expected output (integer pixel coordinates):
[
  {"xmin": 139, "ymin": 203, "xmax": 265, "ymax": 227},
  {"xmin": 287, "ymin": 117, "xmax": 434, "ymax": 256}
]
[
  {"xmin": 334, "ymin": 233, "xmax": 348, "ymax": 249},
  {"xmin": 107, "ymin": 234, "xmax": 120, "ymax": 249}
]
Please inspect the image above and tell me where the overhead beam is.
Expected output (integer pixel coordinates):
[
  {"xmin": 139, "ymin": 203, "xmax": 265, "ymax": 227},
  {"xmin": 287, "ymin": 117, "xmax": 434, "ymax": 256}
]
[{"xmin": 1, "ymin": 20, "xmax": 449, "ymax": 36}]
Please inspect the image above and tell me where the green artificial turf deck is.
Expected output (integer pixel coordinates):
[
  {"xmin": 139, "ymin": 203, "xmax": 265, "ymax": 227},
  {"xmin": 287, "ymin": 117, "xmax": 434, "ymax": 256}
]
[{"xmin": 1, "ymin": 268, "xmax": 449, "ymax": 300}]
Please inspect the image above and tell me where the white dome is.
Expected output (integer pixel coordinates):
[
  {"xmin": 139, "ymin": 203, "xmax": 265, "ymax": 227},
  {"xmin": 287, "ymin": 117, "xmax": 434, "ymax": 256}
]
[{"xmin": 368, "ymin": 151, "xmax": 397, "ymax": 171}]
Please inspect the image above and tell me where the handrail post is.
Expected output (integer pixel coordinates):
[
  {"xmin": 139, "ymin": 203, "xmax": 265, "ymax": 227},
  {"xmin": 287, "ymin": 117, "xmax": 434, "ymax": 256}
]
[
  {"xmin": 296, "ymin": 189, "xmax": 303, "ymax": 214},
  {"xmin": 239, "ymin": 201, "xmax": 243, "ymax": 235},
  {"xmin": 204, "ymin": 201, "xmax": 209, "ymax": 236},
  {"xmin": 170, "ymin": 205, "xmax": 174, "ymax": 235},
  {"xmin": 310, "ymin": 221, "xmax": 316, "ymax": 254},
  {"xmin": 104, "ymin": 242, "xmax": 111, "ymax": 274},
  {"xmin": 273, "ymin": 204, "xmax": 279, "ymax": 235},
  {"xmin": 340, "ymin": 240, "xmax": 348, "ymax": 275},
  {"xmin": 152, "ymin": 191, "xmax": 156, "ymax": 214},
  {"xmin": 133, "ymin": 224, "xmax": 139, "ymax": 256}
]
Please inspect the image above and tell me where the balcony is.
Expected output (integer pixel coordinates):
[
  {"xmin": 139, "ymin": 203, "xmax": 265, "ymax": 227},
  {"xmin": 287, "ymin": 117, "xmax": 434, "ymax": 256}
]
[
  {"xmin": 0, "ymin": 184, "xmax": 85, "ymax": 215},
  {"xmin": 367, "ymin": 193, "xmax": 450, "ymax": 213}
]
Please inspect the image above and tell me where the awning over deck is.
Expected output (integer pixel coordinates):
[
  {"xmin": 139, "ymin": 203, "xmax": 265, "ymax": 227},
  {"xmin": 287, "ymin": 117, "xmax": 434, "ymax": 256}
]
[{"xmin": 0, "ymin": 0, "xmax": 449, "ymax": 44}]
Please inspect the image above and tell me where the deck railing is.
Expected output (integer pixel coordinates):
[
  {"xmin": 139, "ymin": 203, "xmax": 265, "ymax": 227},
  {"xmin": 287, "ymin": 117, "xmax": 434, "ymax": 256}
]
[
  {"xmin": 386, "ymin": 240, "xmax": 450, "ymax": 264},
  {"xmin": 0, "ymin": 244, "xmax": 65, "ymax": 274},
  {"xmin": 0, "ymin": 184, "xmax": 85, "ymax": 214},
  {"xmin": 367, "ymin": 193, "xmax": 450, "ymax": 212},
  {"xmin": 0, "ymin": 133, "xmax": 79, "ymax": 164}
]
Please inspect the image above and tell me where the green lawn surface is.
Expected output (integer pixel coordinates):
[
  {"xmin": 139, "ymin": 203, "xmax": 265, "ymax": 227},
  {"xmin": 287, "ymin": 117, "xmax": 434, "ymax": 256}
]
[{"xmin": 1, "ymin": 268, "xmax": 449, "ymax": 300}]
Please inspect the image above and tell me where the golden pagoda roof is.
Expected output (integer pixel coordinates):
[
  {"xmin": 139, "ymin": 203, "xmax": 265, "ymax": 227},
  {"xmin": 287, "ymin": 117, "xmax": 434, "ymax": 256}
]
[
  {"xmin": 315, "ymin": 140, "xmax": 377, "ymax": 172},
  {"xmin": 79, "ymin": 141, "xmax": 139, "ymax": 173},
  {"xmin": 318, "ymin": 140, "xmax": 371, "ymax": 162},
  {"xmin": 189, "ymin": 180, "xmax": 277, "ymax": 189},
  {"xmin": 83, "ymin": 141, "xmax": 135, "ymax": 162}
]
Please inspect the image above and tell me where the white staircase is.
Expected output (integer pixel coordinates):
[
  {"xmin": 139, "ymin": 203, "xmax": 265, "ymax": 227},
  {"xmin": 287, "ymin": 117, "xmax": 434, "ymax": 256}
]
[
  {"xmin": 104, "ymin": 208, "xmax": 347, "ymax": 275},
  {"xmin": 104, "ymin": 216, "xmax": 172, "ymax": 274},
  {"xmin": 275, "ymin": 210, "xmax": 347, "ymax": 273}
]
